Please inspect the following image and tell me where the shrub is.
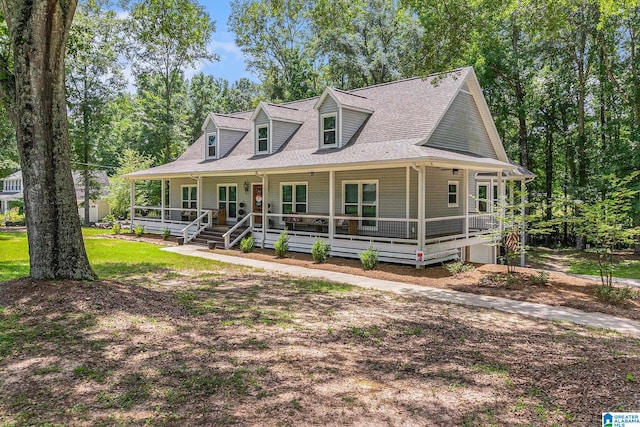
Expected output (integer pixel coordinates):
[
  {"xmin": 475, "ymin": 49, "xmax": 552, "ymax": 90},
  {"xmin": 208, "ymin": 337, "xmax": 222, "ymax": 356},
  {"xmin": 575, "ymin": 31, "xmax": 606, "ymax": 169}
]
[
  {"xmin": 311, "ymin": 238, "xmax": 331, "ymax": 263},
  {"xmin": 240, "ymin": 235, "xmax": 255, "ymax": 253},
  {"xmin": 359, "ymin": 244, "xmax": 379, "ymax": 270},
  {"xmin": 444, "ymin": 260, "xmax": 474, "ymax": 276},
  {"xmin": 112, "ymin": 223, "xmax": 122, "ymax": 235},
  {"xmin": 162, "ymin": 227, "xmax": 171, "ymax": 240},
  {"xmin": 3, "ymin": 207, "xmax": 25, "ymax": 226},
  {"xmin": 101, "ymin": 213, "xmax": 117, "ymax": 224},
  {"xmin": 274, "ymin": 229, "xmax": 289, "ymax": 258},
  {"xmin": 133, "ymin": 224, "xmax": 145, "ymax": 237},
  {"xmin": 594, "ymin": 285, "xmax": 639, "ymax": 305},
  {"xmin": 530, "ymin": 270, "xmax": 550, "ymax": 286}
]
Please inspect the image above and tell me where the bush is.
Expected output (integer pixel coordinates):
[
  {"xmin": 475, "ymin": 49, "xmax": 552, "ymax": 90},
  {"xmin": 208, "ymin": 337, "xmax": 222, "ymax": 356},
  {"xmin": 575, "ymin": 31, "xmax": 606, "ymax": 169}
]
[
  {"xmin": 594, "ymin": 285, "xmax": 639, "ymax": 305},
  {"xmin": 112, "ymin": 223, "xmax": 121, "ymax": 235},
  {"xmin": 133, "ymin": 224, "xmax": 145, "ymax": 237},
  {"xmin": 3, "ymin": 207, "xmax": 25, "ymax": 226},
  {"xmin": 101, "ymin": 213, "xmax": 117, "ymax": 224},
  {"xmin": 530, "ymin": 270, "xmax": 550, "ymax": 286},
  {"xmin": 162, "ymin": 227, "xmax": 171, "ymax": 240},
  {"xmin": 444, "ymin": 260, "xmax": 474, "ymax": 276},
  {"xmin": 359, "ymin": 244, "xmax": 379, "ymax": 270},
  {"xmin": 240, "ymin": 235, "xmax": 255, "ymax": 253},
  {"xmin": 311, "ymin": 238, "xmax": 331, "ymax": 263},
  {"xmin": 274, "ymin": 229, "xmax": 289, "ymax": 258}
]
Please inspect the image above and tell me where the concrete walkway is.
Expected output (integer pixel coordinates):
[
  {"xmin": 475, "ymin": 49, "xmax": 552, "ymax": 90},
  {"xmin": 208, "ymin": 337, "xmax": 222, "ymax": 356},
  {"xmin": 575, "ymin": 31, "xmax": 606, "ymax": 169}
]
[{"xmin": 164, "ymin": 246, "xmax": 640, "ymax": 337}]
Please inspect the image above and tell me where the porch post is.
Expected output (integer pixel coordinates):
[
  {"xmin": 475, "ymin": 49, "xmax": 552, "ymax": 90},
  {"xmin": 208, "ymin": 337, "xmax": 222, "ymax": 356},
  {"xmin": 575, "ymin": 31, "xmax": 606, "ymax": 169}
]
[
  {"xmin": 329, "ymin": 170, "xmax": 335, "ymax": 240},
  {"xmin": 129, "ymin": 180, "xmax": 135, "ymax": 230},
  {"xmin": 196, "ymin": 176, "xmax": 202, "ymax": 217},
  {"xmin": 520, "ymin": 178, "xmax": 526, "ymax": 267},
  {"xmin": 417, "ymin": 165, "xmax": 425, "ymax": 252},
  {"xmin": 262, "ymin": 173, "xmax": 269, "ymax": 248},
  {"xmin": 161, "ymin": 179, "xmax": 165, "ymax": 224},
  {"xmin": 405, "ymin": 166, "xmax": 410, "ymax": 239},
  {"xmin": 496, "ymin": 171, "xmax": 505, "ymax": 264},
  {"xmin": 463, "ymin": 168, "xmax": 469, "ymax": 239}
]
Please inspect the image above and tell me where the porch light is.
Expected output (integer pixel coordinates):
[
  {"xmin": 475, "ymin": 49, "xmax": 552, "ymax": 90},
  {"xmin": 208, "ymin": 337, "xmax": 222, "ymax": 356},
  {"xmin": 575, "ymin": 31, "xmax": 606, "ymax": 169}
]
[
  {"xmin": 243, "ymin": 181, "xmax": 249, "ymax": 193},
  {"xmin": 452, "ymin": 169, "xmax": 459, "ymax": 175}
]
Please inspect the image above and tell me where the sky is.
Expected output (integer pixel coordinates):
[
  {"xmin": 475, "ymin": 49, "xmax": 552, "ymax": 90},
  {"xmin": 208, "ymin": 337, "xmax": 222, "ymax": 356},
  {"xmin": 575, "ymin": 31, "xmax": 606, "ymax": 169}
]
[{"xmin": 195, "ymin": 1, "xmax": 256, "ymax": 83}]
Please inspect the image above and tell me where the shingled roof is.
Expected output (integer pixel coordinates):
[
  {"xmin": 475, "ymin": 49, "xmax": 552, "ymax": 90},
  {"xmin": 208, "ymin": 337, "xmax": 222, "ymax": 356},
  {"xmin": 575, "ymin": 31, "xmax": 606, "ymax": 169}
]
[{"xmin": 128, "ymin": 67, "xmax": 515, "ymax": 179}]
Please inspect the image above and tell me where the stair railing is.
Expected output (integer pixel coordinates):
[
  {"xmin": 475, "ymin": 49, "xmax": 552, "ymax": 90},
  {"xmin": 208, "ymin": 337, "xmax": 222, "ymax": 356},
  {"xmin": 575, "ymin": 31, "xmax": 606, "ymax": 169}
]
[
  {"xmin": 222, "ymin": 214, "xmax": 253, "ymax": 249},
  {"xmin": 182, "ymin": 210, "xmax": 212, "ymax": 244}
]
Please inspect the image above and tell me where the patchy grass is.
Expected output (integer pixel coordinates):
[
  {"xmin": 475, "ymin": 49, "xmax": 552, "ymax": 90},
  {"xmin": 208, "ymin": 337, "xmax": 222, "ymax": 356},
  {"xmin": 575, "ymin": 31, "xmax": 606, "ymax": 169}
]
[
  {"xmin": 1, "ymin": 232, "xmax": 639, "ymax": 425},
  {"xmin": 569, "ymin": 259, "xmax": 640, "ymax": 280}
]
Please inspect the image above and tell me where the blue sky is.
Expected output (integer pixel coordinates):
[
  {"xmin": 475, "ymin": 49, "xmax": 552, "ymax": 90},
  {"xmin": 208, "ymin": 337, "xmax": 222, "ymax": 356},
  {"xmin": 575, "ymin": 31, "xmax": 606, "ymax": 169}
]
[{"xmin": 197, "ymin": 1, "xmax": 255, "ymax": 83}]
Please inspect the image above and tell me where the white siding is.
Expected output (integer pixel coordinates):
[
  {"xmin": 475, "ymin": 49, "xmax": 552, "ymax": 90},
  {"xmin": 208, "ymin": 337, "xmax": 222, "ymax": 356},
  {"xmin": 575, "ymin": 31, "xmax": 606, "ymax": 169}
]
[
  {"xmin": 271, "ymin": 120, "xmax": 300, "ymax": 153},
  {"xmin": 341, "ymin": 108, "xmax": 369, "ymax": 145},
  {"xmin": 426, "ymin": 91, "xmax": 497, "ymax": 159}
]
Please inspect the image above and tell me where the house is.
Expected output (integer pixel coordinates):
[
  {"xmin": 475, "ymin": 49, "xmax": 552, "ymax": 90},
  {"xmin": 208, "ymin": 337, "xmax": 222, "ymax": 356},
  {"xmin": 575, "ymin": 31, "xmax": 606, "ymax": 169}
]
[
  {"xmin": 0, "ymin": 170, "xmax": 111, "ymax": 223},
  {"xmin": 126, "ymin": 67, "xmax": 534, "ymax": 266}
]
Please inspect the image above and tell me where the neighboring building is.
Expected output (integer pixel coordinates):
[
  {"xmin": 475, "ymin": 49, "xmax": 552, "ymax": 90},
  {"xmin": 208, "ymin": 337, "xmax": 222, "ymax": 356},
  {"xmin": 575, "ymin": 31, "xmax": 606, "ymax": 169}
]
[
  {"xmin": 126, "ymin": 67, "xmax": 534, "ymax": 266},
  {"xmin": 0, "ymin": 171, "xmax": 23, "ymax": 214},
  {"xmin": 0, "ymin": 170, "xmax": 110, "ymax": 223}
]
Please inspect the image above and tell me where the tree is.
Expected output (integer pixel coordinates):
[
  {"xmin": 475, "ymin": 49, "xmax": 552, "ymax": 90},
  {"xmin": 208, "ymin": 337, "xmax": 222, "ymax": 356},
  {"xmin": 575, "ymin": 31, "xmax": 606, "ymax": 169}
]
[
  {"xmin": 186, "ymin": 73, "xmax": 225, "ymax": 142},
  {"xmin": 129, "ymin": 0, "xmax": 216, "ymax": 163},
  {"xmin": 0, "ymin": 104, "xmax": 18, "ymax": 177},
  {"xmin": 108, "ymin": 149, "xmax": 155, "ymax": 219},
  {"xmin": 0, "ymin": 0, "xmax": 95, "ymax": 279},
  {"xmin": 67, "ymin": 1, "xmax": 125, "ymax": 225}
]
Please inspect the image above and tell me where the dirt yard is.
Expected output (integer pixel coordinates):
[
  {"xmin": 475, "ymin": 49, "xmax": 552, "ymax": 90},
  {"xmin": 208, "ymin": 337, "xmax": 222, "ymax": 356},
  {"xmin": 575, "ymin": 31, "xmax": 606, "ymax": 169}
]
[{"xmin": 1, "ymin": 272, "xmax": 638, "ymax": 426}]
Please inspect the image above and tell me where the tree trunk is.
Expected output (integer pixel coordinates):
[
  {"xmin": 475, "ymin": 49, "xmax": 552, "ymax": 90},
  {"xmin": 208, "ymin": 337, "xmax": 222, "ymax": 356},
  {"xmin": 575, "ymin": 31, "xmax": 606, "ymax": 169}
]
[{"xmin": 0, "ymin": 0, "xmax": 96, "ymax": 280}]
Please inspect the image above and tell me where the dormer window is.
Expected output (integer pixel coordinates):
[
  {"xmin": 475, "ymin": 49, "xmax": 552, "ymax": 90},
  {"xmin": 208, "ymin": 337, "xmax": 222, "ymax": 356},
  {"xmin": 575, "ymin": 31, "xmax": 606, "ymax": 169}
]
[
  {"xmin": 257, "ymin": 125, "xmax": 269, "ymax": 154},
  {"xmin": 207, "ymin": 133, "xmax": 217, "ymax": 158},
  {"xmin": 322, "ymin": 113, "xmax": 337, "ymax": 147}
]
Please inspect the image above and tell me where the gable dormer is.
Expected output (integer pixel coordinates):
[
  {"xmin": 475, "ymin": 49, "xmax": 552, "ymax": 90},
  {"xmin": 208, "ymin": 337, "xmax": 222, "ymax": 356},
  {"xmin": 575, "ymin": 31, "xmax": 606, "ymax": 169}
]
[
  {"xmin": 251, "ymin": 102, "xmax": 303, "ymax": 155},
  {"xmin": 314, "ymin": 87, "xmax": 374, "ymax": 149},
  {"xmin": 201, "ymin": 113, "xmax": 250, "ymax": 160}
]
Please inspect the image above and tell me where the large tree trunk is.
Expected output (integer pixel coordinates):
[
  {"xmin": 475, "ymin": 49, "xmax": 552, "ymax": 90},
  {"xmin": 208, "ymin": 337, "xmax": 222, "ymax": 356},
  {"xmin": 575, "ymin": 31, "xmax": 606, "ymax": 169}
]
[{"xmin": 0, "ymin": 0, "xmax": 96, "ymax": 280}]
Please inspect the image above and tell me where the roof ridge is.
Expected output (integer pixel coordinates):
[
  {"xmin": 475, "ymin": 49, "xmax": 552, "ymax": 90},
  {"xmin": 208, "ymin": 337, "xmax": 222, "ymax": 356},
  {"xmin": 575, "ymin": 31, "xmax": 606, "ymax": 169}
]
[
  {"xmin": 212, "ymin": 113, "xmax": 247, "ymax": 120},
  {"xmin": 349, "ymin": 67, "xmax": 471, "ymax": 93},
  {"xmin": 331, "ymin": 88, "xmax": 369, "ymax": 100},
  {"xmin": 265, "ymin": 103, "xmax": 301, "ymax": 111}
]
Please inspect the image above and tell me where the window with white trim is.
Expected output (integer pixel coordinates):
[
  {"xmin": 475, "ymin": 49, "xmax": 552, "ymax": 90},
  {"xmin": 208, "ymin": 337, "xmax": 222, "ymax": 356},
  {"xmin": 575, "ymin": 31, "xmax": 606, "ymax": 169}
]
[
  {"xmin": 448, "ymin": 181, "xmax": 459, "ymax": 207},
  {"xmin": 281, "ymin": 182, "xmax": 307, "ymax": 214},
  {"xmin": 207, "ymin": 133, "xmax": 217, "ymax": 158},
  {"xmin": 181, "ymin": 185, "xmax": 197, "ymax": 210},
  {"xmin": 256, "ymin": 125, "xmax": 269, "ymax": 154},
  {"xmin": 477, "ymin": 183, "xmax": 488, "ymax": 212},
  {"xmin": 321, "ymin": 113, "xmax": 337, "ymax": 147},
  {"xmin": 218, "ymin": 184, "xmax": 237, "ymax": 219},
  {"xmin": 343, "ymin": 181, "xmax": 377, "ymax": 227}
]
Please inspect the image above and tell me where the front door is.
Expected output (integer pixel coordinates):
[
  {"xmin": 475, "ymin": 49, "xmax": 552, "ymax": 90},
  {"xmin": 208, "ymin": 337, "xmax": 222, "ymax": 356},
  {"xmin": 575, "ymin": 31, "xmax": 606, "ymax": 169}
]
[{"xmin": 252, "ymin": 184, "xmax": 263, "ymax": 225}]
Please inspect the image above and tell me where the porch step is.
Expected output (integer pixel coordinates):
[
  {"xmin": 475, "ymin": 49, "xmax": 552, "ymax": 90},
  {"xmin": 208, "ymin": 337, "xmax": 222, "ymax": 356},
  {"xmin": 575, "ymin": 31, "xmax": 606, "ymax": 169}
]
[{"xmin": 188, "ymin": 226, "xmax": 249, "ymax": 248}]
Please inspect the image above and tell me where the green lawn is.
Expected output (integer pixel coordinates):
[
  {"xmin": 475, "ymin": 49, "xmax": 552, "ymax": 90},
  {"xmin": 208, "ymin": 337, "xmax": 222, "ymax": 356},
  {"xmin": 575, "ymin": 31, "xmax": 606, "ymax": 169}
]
[
  {"xmin": 569, "ymin": 259, "xmax": 640, "ymax": 280},
  {"xmin": 0, "ymin": 228, "xmax": 227, "ymax": 281}
]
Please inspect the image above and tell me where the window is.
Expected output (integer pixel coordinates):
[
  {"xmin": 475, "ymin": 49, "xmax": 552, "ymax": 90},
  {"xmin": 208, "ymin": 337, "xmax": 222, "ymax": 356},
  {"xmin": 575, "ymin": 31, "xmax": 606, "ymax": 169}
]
[
  {"xmin": 207, "ymin": 133, "xmax": 217, "ymax": 158},
  {"xmin": 344, "ymin": 181, "xmax": 377, "ymax": 227},
  {"xmin": 477, "ymin": 184, "xmax": 488, "ymax": 212},
  {"xmin": 321, "ymin": 113, "xmax": 337, "ymax": 147},
  {"xmin": 281, "ymin": 183, "xmax": 307, "ymax": 214},
  {"xmin": 181, "ymin": 185, "xmax": 197, "ymax": 210},
  {"xmin": 257, "ymin": 125, "xmax": 269, "ymax": 153},
  {"xmin": 448, "ymin": 181, "xmax": 459, "ymax": 207},
  {"xmin": 218, "ymin": 185, "xmax": 237, "ymax": 219}
]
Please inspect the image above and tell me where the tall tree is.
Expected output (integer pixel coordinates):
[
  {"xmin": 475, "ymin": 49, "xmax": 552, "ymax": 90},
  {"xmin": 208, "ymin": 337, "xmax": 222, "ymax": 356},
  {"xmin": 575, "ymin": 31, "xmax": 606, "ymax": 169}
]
[
  {"xmin": 0, "ymin": 0, "xmax": 95, "ymax": 279},
  {"xmin": 67, "ymin": 1, "xmax": 125, "ymax": 225},
  {"xmin": 129, "ymin": 0, "xmax": 216, "ymax": 163}
]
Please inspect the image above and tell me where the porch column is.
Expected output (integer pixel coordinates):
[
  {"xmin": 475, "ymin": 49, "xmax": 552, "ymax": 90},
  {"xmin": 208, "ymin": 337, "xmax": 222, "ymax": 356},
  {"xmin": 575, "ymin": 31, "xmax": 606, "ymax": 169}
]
[
  {"xmin": 496, "ymin": 171, "xmax": 505, "ymax": 264},
  {"xmin": 196, "ymin": 176, "xmax": 202, "ymax": 217},
  {"xmin": 417, "ymin": 165, "xmax": 425, "ymax": 251},
  {"xmin": 161, "ymin": 179, "xmax": 166, "ymax": 223},
  {"xmin": 463, "ymin": 168, "xmax": 469, "ymax": 239},
  {"xmin": 129, "ymin": 180, "xmax": 135, "ymax": 229},
  {"xmin": 405, "ymin": 167, "xmax": 410, "ymax": 239},
  {"xmin": 520, "ymin": 178, "xmax": 526, "ymax": 267},
  {"xmin": 262, "ymin": 173, "xmax": 269, "ymax": 248},
  {"xmin": 329, "ymin": 170, "xmax": 335, "ymax": 240}
]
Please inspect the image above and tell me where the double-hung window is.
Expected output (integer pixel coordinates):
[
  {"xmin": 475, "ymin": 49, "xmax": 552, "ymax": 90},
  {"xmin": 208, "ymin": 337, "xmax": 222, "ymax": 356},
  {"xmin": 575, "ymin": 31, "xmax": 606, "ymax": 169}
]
[
  {"xmin": 448, "ymin": 181, "xmax": 459, "ymax": 207},
  {"xmin": 207, "ymin": 133, "xmax": 217, "ymax": 158},
  {"xmin": 321, "ymin": 113, "xmax": 337, "ymax": 147},
  {"xmin": 257, "ymin": 125, "xmax": 269, "ymax": 154},
  {"xmin": 182, "ymin": 185, "xmax": 197, "ymax": 210},
  {"xmin": 218, "ymin": 185, "xmax": 237, "ymax": 219},
  {"xmin": 477, "ymin": 184, "xmax": 488, "ymax": 213},
  {"xmin": 344, "ymin": 181, "xmax": 377, "ymax": 227},
  {"xmin": 281, "ymin": 183, "xmax": 307, "ymax": 214}
]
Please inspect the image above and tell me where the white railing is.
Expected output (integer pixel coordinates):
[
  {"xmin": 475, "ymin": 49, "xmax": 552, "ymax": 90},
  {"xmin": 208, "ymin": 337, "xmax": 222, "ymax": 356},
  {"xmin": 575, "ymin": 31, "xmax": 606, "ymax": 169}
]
[
  {"xmin": 181, "ymin": 210, "xmax": 212, "ymax": 244},
  {"xmin": 423, "ymin": 213, "xmax": 497, "ymax": 244},
  {"xmin": 223, "ymin": 214, "xmax": 253, "ymax": 249},
  {"xmin": 133, "ymin": 206, "xmax": 199, "ymax": 224}
]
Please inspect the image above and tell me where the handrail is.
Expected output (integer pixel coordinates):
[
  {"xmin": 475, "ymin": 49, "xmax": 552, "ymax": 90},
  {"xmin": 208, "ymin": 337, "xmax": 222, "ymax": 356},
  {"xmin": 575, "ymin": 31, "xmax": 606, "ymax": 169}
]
[
  {"xmin": 223, "ymin": 214, "xmax": 253, "ymax": 249},
  {"xmin": 181, "ymin": 210, "xmax": 211, "ymax": 243}
]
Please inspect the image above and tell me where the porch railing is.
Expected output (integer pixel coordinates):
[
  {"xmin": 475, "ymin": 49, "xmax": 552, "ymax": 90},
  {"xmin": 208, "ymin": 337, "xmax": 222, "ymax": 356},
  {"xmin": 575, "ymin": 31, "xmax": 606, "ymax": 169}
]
[
  {"xmin": 133, "ymin": 206, "xmax": 199, "ymax": 224},
  {"xmin": 222, "ymin": 214, "xmax": 253, "ymax": 249},
  {"xmin": 181, "ymin": 210, "xmax": 212, "ymax": 244}
]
